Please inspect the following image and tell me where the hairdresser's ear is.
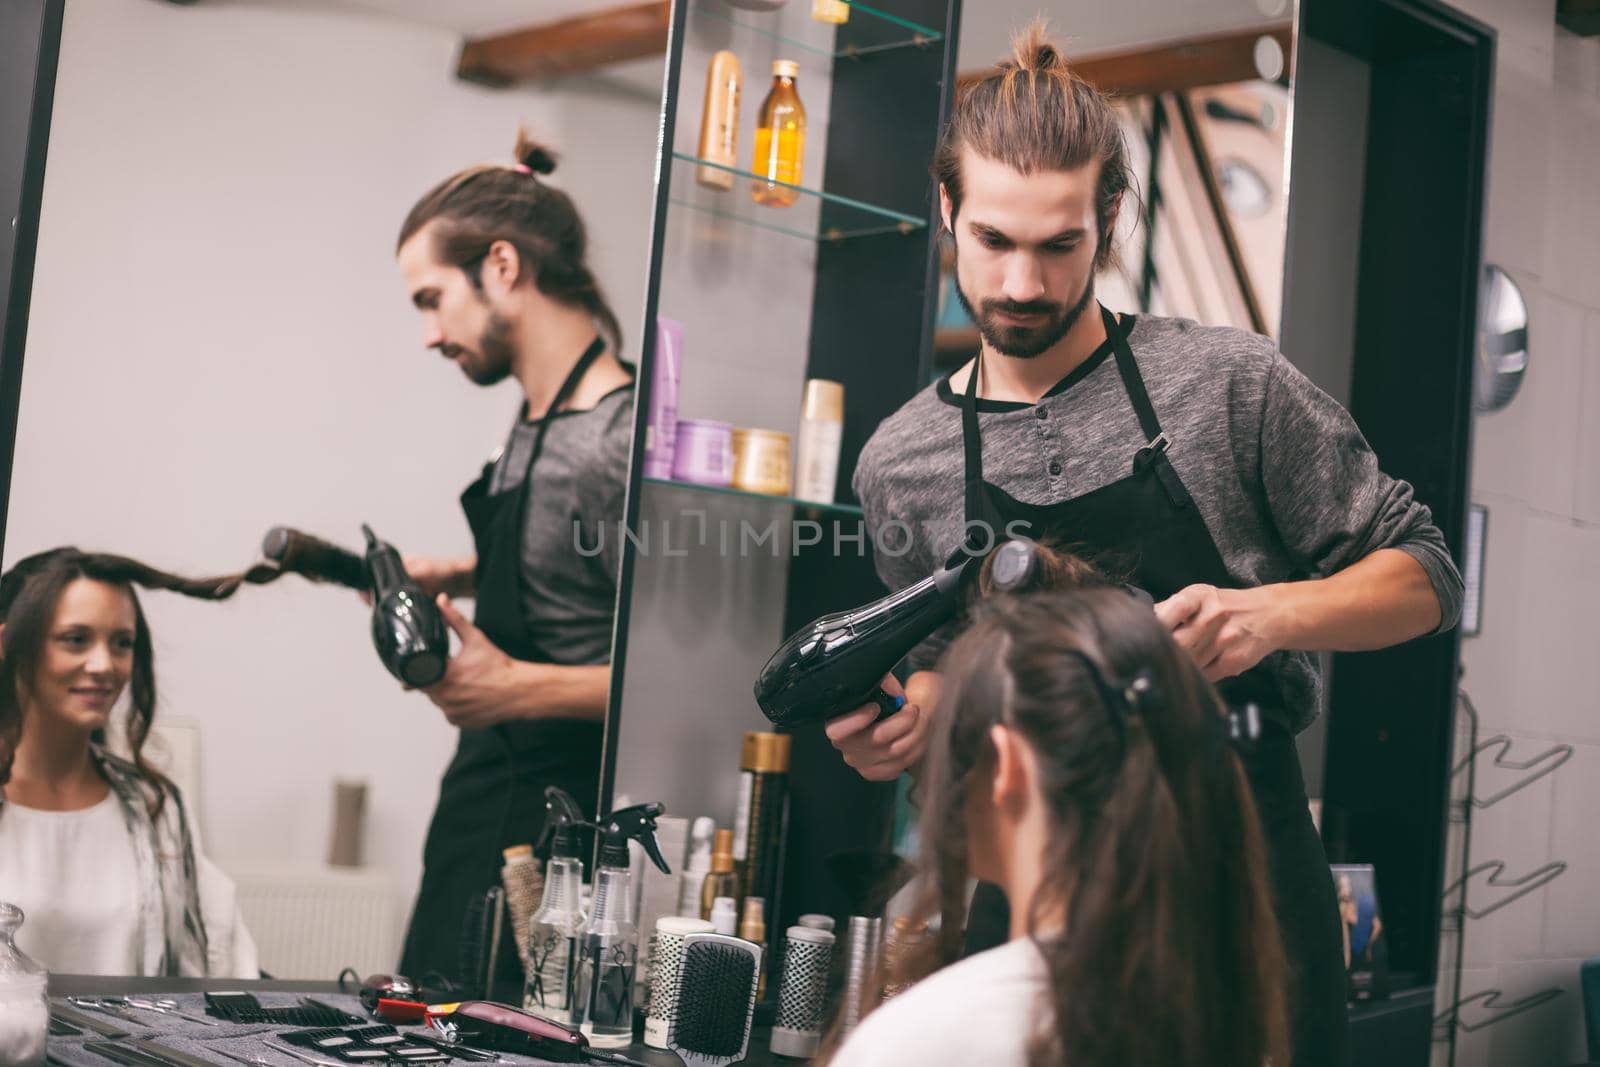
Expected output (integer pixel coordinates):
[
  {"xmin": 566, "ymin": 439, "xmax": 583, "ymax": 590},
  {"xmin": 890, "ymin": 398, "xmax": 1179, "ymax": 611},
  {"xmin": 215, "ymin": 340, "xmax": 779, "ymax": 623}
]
[
  {"xmin": 988, "ymin": 724, "xmax": 1029, "ymax": 815},
  {"xmin": 482, "ymin": 239, "xmax": 523, "ymax": 298},
  {"xmin": 939, "ymin": 184, "xmax": 955, "ymax": 236}
]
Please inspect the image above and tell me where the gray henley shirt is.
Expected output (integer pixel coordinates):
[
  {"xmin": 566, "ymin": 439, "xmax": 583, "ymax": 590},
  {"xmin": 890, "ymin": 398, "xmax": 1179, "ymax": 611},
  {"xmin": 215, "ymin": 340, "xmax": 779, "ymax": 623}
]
[
  {"xmin": 851, "ymin": 313, "xmax": 1463, "ymax": 732},
  {"xmin": 486, "ymin": 383, "xmax": 633, "ymax": 667}
]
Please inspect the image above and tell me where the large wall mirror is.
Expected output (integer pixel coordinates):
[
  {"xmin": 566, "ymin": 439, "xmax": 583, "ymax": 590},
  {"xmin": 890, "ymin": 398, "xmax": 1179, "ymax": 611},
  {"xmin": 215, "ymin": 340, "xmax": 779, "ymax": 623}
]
[
  {"xmin": 1, "ymin": 0, "xmax": 665, "ymax": 986},
  {"xmin": 599, "ymin": 0, "xmax": 1301, "ymax": 967}
]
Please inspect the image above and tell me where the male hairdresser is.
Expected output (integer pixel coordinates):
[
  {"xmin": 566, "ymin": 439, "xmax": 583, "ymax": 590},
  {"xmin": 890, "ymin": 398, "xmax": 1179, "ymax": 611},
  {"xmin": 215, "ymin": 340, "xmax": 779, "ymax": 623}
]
[
  {"xmin": 832, "ymin": 26, "xmax": 1462, "ymax": 1067},
  {"xmin": 390, "ymin": 135, "xmax": 634, "ymax": 993}
]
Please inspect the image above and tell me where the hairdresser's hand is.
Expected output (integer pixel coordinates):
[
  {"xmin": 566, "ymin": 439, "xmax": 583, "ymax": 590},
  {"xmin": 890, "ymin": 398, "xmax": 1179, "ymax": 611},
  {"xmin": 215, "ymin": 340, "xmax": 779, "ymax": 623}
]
[
  {"xmin": 1154, "ymin": 584, "xmax": 1276, "ymax": 684},
  {"xmin": 420, "ymin": 594, "xmax": 523, "ymax": 729},
  {"xmin": 825, "ymin": 672, "xmax": 938, "ymax": 782}
]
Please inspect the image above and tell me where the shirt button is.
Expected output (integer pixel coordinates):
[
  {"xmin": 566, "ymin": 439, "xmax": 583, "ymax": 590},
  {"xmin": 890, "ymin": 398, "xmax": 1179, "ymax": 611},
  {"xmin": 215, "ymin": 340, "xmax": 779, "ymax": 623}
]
[
  {"xmin": 1034, "ymin": 407, "xmax": 1048, "ymax": 420},
  {"xmin": 1049, "ymin": 461, "xmax": 1062, "ymax": 476}
]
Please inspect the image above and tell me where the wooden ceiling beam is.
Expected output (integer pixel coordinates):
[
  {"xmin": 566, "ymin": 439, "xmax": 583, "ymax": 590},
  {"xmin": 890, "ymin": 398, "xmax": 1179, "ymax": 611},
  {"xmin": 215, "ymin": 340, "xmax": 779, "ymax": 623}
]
[
  {"xmin": 958, "ymin": 23, "xmax": 1295, "ymax": 98},
  {"xmin": 456, "ymin": 0, "xmax": 670, "ymax": 88}
]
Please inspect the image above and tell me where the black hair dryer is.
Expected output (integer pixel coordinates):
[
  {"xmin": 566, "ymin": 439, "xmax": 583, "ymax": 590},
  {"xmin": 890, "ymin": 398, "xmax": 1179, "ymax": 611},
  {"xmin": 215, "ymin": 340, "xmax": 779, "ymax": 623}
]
[
  {"xmin": 362, "ymin": 524, "xmax": 449, "ymax": 689},
  {"xmin": 753, "ymin": 539, "xmax": 1043, "ymax": 730},
  {"xmin": 260, "ymin": 523, "xmax": 451, "ymax": 688}
]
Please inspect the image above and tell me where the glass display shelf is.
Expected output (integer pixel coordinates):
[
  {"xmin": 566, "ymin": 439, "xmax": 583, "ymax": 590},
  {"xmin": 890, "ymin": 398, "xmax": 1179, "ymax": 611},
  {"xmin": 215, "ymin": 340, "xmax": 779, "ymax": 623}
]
[
  {"xmin": 643, "ymin": 475, "xmax": 865, "ymax": 518},
  {"xmin": 691, "ymin": 0, "xmax": 943, "ymax": 61},
  {"xmin": 669, "ymin": 152, "xmax": 926, "ymax": 242}
]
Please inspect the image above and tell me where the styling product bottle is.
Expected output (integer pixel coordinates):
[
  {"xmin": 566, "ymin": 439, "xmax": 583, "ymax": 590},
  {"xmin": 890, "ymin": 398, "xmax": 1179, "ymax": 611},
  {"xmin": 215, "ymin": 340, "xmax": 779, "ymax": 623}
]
[
  {"xmin": 643, "ymin": 317, "xmax": 682, "ymax": 479},
  {"xmin": 697, "ymin": 51, "xmax": 741, "ymax": 190},
  {"xmin": 678, "ymin": 817, "xmax": 716, "ymax": 918},
  {"xmin": 795, "ymin": 379, "xmax": 844, "ymax": 504},
  {"xmin": 709, "ymin": 896, "xmax": 739, "ymax": 936},
  {"xmin": 812, "ymin": 0, "xmax": 850, "ymax": 23},
  {"xmin": 752, "ymin": 61, "xmax": 806, "ymax": 207},
  {"xmin": 732, "ymin": 732, "xmax": 792, "ymax": 907},
  {"xmin": 700, "ymin": 829, "xmax": 739, "ymax": 920},
  {"xmin": 739, "ymin": 896, "xmax": 769, "ymax": 998},
  {"xmin": 573, "ymin": 803, "xmax": 672, "ymax": 1049},
  {"xmin": 524, "ymin": 789, "xmax": 589, "ymax": 1021}
]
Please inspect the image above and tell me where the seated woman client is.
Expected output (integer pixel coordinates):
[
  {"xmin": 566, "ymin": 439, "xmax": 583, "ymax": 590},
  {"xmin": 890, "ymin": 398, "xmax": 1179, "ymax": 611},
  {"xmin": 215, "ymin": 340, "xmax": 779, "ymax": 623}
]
[
  {"xmin": 827, "ymin": 586, "xmax": 1289, "ymax": 1067},
  {"xmin": 0, "ymin": 548, "xmax": 258, "ymax": 977}
]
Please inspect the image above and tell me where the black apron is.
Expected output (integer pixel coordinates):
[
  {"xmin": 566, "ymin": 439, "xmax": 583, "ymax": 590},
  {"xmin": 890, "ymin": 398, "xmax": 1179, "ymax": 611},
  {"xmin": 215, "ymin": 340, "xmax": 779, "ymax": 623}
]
[
  {"xmin": 400, "ymin": 337, "xmax": 609, "ymax": 998},
  {"xmin": 958, "ymin": 308, "xmax": 1347, "ymax": 1067}
]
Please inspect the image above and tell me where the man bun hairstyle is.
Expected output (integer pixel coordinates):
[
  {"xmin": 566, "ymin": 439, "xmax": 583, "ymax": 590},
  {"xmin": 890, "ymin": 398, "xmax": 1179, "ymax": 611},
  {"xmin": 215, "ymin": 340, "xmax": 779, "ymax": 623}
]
[
  {"xmin": 397, "ymin": 129, "xmax": 622, "ymax": 352},
  {"xmin": 933, "ymin": 19, "xmax": 1134, "ymax": 270}
]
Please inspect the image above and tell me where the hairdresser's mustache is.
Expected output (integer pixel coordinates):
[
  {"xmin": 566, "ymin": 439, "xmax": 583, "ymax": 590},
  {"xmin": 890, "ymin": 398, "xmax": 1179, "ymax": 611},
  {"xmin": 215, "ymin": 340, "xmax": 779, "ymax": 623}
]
[
  {"xmin": 437, "ymin": 342, "xmax": 472, "ymax": 361},
  {"xmin": 983, "ymin": 299, "xmax": 1062, "ymax": 319}
]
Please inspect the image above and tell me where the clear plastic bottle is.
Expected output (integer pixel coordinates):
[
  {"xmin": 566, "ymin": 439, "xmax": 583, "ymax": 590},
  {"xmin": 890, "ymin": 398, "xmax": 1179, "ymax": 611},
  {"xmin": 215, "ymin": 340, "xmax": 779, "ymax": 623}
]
[
  {"xmin": 524, "ymin": 852, "xmax": 585, "ymax": 1021},
  {"xmin": 573, "ymin": 858, "xmax": 638, "ymax": 1048},
  {"xmin": 0, "ymin": 903, "xmax": 48, "ymax": 1067},
  {"xmin": 572, "ymin": 803, "xmax": 672, "ymax": 1050},
  {"xmin": 752, "ymin": 61, "xmax": 806, "ymax": 208}
]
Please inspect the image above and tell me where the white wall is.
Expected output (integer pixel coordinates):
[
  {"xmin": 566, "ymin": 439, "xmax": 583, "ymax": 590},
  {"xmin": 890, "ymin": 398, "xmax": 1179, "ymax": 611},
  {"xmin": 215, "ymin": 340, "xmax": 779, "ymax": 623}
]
[
  {"xmin": 4, "ymin": 0, "xmax": 662, "ymax": 961},
  {"xmin": 1432, "ymin": 2, "xmax": 1600, "ymax": 1064}
]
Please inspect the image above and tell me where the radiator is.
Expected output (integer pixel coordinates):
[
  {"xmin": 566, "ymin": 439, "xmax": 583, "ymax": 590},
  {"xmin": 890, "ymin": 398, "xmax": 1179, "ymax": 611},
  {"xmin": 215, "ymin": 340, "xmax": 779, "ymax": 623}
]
[{"xmin": 231, "ymin": 867, "xmax": 408, "ymax": 981}]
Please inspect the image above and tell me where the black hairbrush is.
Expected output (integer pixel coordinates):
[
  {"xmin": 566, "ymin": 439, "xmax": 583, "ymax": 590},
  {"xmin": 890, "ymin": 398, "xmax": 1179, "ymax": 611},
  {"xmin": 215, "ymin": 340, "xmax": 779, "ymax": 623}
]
[{"xmin": 671, "ymin": 933, "xmax": 761, "ymax": 1067}]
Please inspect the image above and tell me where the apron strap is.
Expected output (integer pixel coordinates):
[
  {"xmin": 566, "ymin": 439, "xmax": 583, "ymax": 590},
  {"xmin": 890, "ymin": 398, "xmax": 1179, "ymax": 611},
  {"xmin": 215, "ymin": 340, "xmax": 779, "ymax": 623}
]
[
  {"xmin": 508, "ymin": 334, "xmax": 610, "ymax": 570},
  {"xmin": 1103, "ymin": 306, "xmax": 1195, "ymax": 510},
  {"xmin": 960, "ymin": 347, "xmax": 1006, "ymax": 545}
]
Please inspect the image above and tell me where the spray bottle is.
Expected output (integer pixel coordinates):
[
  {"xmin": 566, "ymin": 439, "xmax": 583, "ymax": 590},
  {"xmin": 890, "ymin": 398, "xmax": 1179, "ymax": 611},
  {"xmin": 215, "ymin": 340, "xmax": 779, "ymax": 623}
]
[
  {"xmin": 572, "ymin": 802, "xmax": 671, "ymax": 1049},
  {"xmin": 524, "ymin": 786, "xmax": 590, "ymax": 1022}
]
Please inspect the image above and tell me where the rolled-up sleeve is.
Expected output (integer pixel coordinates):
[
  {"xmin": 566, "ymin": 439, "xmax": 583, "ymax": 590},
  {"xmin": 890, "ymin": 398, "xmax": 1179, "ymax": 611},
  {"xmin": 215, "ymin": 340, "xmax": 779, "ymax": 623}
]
[{"xmin": 1260, "ymin": 353, "xmax": 1464, "ymax": 633}]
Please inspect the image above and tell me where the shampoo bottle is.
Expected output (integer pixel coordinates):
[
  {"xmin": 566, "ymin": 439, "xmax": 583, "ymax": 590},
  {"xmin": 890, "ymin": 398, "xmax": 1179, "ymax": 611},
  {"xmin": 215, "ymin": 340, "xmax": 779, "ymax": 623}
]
[
  {"xmin": 697, "ymin": 51, "xmax": 741, "ymax": 190},
  {"xmin": 752, "ymin": 60, "xmax": 806, "ymax": 207},
  {"xmin": 677, "ymin": 816, "xmax": 716, "ymax": 918}
]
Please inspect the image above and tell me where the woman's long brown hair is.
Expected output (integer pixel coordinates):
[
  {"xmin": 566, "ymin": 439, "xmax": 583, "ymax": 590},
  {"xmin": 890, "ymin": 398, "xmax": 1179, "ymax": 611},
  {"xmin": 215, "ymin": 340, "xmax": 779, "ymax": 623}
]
[
  {"xmin": 827, "ymin": 587, "xmax": 1289, "ymax": 1067},
  {"xmin": 0, "ymin": 548, "xmax": 245, "ymax": 817}
]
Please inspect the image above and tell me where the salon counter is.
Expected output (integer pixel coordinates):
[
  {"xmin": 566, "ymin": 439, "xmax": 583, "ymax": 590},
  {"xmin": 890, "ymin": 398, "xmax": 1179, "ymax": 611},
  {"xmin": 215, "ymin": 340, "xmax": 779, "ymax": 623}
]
[{"xmin": 44, "ymin": 977, "xmax": 803, "ymax": 1067}]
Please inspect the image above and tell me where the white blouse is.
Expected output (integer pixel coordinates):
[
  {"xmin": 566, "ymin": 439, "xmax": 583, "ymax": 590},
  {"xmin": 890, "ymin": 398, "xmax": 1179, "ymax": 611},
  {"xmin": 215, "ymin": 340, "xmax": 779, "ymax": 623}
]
[
  {"xmin": 0, "ymin": 792, "xmax": 142, "ymax": 974},
  {"xmin": 830, "ymin": 936, "xmax": 1052, "ymax": 1067},
  {"xmin": 0, "ymin": 792, "xmax": 257, "ymax": 977}
]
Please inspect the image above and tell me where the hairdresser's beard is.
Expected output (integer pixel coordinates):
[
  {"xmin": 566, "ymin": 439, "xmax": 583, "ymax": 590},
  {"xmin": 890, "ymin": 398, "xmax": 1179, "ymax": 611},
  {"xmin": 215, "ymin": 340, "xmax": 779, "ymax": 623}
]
[
  {"xmin": 955, "ymin": 268, "xmax": 1097, "ymax": 360},
  {"xmin": 454, "ymin": 312, "xmax": 518, "ymax": 386}
]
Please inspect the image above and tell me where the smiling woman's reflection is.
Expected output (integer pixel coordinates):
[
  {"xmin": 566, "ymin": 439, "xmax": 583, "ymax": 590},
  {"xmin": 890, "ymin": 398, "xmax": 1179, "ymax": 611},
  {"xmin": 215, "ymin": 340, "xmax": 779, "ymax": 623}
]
[
  {"xmin": 0, "ymin": 549, "xmax": 258, "ymax": 977},
  {"xmin": 391, "ymin": 132, "xmax": 635, "ymax": 997}
]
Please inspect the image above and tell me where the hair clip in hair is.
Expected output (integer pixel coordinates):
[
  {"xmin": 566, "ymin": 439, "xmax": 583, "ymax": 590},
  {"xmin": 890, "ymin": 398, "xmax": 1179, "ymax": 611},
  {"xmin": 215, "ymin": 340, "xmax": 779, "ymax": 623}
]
[
  {"xmin": 511, "ymin": 163, "xmax": 534, "ymax": 175},
  {"xmin": 1121, "ymin": 671, "xmax": 1155, "ymax": 715}
]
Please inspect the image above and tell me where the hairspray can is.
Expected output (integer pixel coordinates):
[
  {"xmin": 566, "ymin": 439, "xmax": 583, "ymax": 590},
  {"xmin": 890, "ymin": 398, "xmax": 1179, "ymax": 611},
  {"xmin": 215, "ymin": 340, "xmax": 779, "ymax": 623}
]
[{"xmin": 732, "ymin": 732, "xmax": 791, "ymax": 907}]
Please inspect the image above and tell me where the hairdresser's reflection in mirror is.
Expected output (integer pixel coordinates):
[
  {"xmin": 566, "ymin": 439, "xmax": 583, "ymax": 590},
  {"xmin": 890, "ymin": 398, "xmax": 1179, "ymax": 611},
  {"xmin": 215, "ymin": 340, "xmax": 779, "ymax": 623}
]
[
  {"xmin": 834, "ymin": 23, "xmax": 1461, "ymax": 1067},
  {"xmin": 0, "ymin": 550, "xmax": 258, "ymax": 977},
  {"xmin": 824, "ymin": 590, "xmax": 1289, "ymax": 1066},
  {"xmin": 390, "ymin": 133, "xmax": 635, "ymax": 995}
]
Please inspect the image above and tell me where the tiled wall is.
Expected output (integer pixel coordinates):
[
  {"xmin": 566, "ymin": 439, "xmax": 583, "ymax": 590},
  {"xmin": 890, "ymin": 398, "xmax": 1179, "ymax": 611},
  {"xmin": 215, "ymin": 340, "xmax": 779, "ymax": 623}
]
[{"xmin": 1435, "ymin": 2, "xmax": 1600, "ymax": 1064}]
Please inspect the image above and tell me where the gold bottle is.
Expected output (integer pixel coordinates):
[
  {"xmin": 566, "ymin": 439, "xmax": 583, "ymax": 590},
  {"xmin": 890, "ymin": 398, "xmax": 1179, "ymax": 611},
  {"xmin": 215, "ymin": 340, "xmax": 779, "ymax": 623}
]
[
  {"xmin": 699, "ymin": 828, "xmax": 739, "ymax": 920},
  {"xmin": 751, "ymin": 60, "xmax": 806, "ymax": 208},
  {"xmin": 696, "ymin": 50, "xmax": 741, "ymax": 191},
  {"xmin": 812, "ymin": 0, "xmax": 850, "ymax": 24}
]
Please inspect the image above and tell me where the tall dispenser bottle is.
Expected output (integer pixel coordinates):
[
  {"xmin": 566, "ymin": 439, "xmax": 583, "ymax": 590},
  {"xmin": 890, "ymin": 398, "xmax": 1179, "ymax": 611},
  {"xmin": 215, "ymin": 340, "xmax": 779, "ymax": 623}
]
[
  {"xmin": 524, "ymin": 787, "xmax": 589, "ymax": 1022},
  {"xmin": 752, "ymin": 60, "xmax": 806, "ymax": 208},
  {"xmin": 572, "ymin": 802, "xmax": 673, "ymax": 1048}
]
